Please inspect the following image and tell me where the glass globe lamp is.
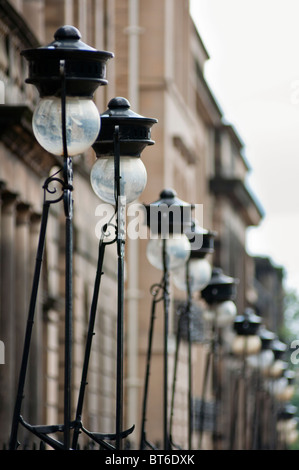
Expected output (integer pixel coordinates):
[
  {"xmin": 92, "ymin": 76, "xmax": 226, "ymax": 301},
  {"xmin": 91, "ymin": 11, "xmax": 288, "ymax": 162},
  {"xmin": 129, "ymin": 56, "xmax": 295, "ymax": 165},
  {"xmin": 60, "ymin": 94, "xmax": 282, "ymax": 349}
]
[
  {"xmin": 172, "ymin": 257, "xmax": 212, "ymax": 292},
  {"xmin": 265, "ymin": 359, "xmax": 288, "ymax": 378},
  {"xmin": 278, "ymin": 370, "xmax": 297, "ymax": 401},
  {"xmin": 277, "ymin": 418, "xmax": 297, "ymax": 434},
  {"xmin": 203, "ymin": 300, "xmax": 237, "ymax": 328},
  {"xmin": 90, "ymin": 155, "xmax": 147, "ymax": 204},
  {"xmin": 247, "ymin": 326, "xmax": 275, "ymax": 371},
  {"xmin": 91, "ymin": 97, "xmax": 157, "ymax": 205},
  {"xmin": 33, "ymin": 96, "xmax": 101, "ymax": 156},
  {"xmin": 288, "ymin": 429, "xmax": 299, "ymax": 445},
  {"xmin": 146, "ymin": 234, "xmax": 191, "ymax": 271},
  {"xmin": 263, "ymin": 337, "xmax": 288, "ymax": 378},
  {"xmin": 246, "ymin": 349, "xmax": 274, "ymax": 371},
  {"xmin": 269, "ymin": 374, "xmax": 295, "ymax": 401},
  {"xmin": 277, "ymin": 418, "xmax": 298, "ymax": 445},
  {"xmin": 232, "ymin": 334, "xmax": 262, "ymax": 356},
  {"xmin": 144, "ymin": 189, "xmax": 193, "ymax": 270},
  {"xmin": 276, "ymin": 382, "xmax": 295, "ymax": 402},
  {"xmin": 21, "ymin": 25, "xmax": 114, "ymax": 157},
  {"xmin": 232, "ymin": 308, "xmax": 262, "ymax": 356}
]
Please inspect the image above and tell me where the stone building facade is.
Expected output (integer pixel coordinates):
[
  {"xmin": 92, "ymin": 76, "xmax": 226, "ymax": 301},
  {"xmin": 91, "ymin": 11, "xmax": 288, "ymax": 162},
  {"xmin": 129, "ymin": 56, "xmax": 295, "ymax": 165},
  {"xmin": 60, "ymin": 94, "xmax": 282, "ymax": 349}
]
[{"xmin": 0, "ymin": 0, "xmax": 281, "ymax": 450}]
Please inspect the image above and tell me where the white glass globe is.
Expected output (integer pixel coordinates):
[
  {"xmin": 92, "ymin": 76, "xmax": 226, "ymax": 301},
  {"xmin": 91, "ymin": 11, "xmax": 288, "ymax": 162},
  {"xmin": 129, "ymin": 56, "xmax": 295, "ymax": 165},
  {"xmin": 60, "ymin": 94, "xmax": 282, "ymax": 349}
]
[
  {"xmin": 215, "ymin": 300, "xmax": 237, "ymax": 327},
  {"xmin": 276, "ymin": 384, "xmax": 295, "ymax": 402},
  {"xmin": 287, "ymin": 429, "xmax": 299, "ymax": 445},
  {"xmin": 146, "ymin": 234, "xmax": 191, "ymax": 271},
  {"xmin": 90, "ymin": 156, "xmax": 147, "ymax": 204},
  {"xmin": 265, "ymin": 359, "xmax": 287, "ymax": 378},
  {"xmin": 232, "ymin": 335, "xmax": 262, "ymax": 356},
  {"xmin": 277, "ymin": 418, "xmax": 298, "ymax": 442},
  {"xmin": 33, "ymin": 96, "xmax": 101, "ymax": 156},
  {"xmin": 203, "ymin": 300, "xmax": 237, "ymax": 328},
  {"xmin": 172, "ymin": 258, "xmax": 212, "ymax": 293},
  {"xmin": 247, "ymin": 349, "xmax": 274, "ymax": 371},
  {"xmin": 271, "ymin": 377, "xmax": 288, "ymax": 398}
]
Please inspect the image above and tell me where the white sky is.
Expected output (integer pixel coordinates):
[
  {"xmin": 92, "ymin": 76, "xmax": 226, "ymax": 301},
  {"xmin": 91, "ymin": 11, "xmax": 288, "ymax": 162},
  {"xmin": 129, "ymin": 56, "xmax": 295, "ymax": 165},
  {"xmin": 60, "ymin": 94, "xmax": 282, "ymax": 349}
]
[{"xmin": 190, "ymin": 0, "xmax": 299, "ymax": 293}]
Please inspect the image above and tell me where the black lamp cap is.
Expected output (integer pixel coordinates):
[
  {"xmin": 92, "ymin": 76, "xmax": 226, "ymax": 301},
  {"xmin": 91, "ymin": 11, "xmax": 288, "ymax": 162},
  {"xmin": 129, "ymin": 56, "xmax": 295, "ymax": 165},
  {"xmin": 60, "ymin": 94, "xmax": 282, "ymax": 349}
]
[
  {"xmin": 186, "ymin": 220, "xmax": 216, "ymax": 259},
  {"xmin": 201, "ymin": 267, "xmax": 238, "ymax": 304},
  {"xmin": 21, "ymin": 25, "xmax": 114, "ymax": 97},
  {"xmin": 233, "ymin": 307, "xmax": 261, "ymax": 336},
  {"xmin": 150, "ymin": 188, "xmax": 193, "ymax": 208},
  {"xmin": 278, "ymin": 404, "xmax": 297, "ymax": 420},
  {"xmin": 271, "ymin": 337, "xmax": 287, "ymax": 360},
  {"xmin": 93, "ymin": 97, "xmax": 158, "ymax": 157},
  {"xmin": 48, "ymin": 26, "xmax": 97, "ymax": 51},
  {"xmin": 144, "ymin": 188, "xmax": 193, "ymax": 235},
  {"xmin": 284, "ymin": 369, "xmax": 296, "ymax": 385},
  {"xmin": 259, "ymin": 326, "xmax": 276, "ymax": 350}
]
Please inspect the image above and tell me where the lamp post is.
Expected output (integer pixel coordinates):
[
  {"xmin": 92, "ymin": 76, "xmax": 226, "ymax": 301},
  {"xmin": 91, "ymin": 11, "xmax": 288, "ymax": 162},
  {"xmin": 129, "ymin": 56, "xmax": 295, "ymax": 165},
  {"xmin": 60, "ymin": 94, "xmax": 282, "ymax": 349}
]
[
  {"xmin": 170, "ymin": 221, "xmax": 214, "ymax": 449},
  {"xmin": 72, "ymin": 96, "xmax": 157, "ymax": 450},
  {"xmin": 232, "ymin": 309, "xmax": 262, "ymax": 357},
  {"xmin": 277, "ymin": 370, "xmax": 296, "ymax": 402},
  {"xmin": 277, "ymin": 404, "xmax": 298, "ymax": 449},
  {"xmin": 230, "ymin": 308, "xmax": 261, "ymax": 450},
  {"xmin": 199, "ymin": 268, "xmax": 238, "ymax": 449},
  {"xmin": 9, "ymin": 25, "xmax": 113, "ymax": 451},
  {"xmin": 140, "ymin": 189, "xmax": 192, "ymax": 450},
  {"xmin": 264, "ymin": 337, "xmax": 288, "ymax": 449},
  {"xmin": 267, "ymin": 338, "xmax": 288, "ymax": 379},
  {"xmin": 247, "ymin": 326, "xmax": 275, "ymax": 450}
]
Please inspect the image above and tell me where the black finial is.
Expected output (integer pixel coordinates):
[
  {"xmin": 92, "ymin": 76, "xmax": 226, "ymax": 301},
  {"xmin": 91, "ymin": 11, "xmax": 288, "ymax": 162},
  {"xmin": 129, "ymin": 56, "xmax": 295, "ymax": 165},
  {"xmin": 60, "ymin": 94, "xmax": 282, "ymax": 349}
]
[{"xmin": 54, "ymin": 25, "xmax": 81, "ymax": 41}]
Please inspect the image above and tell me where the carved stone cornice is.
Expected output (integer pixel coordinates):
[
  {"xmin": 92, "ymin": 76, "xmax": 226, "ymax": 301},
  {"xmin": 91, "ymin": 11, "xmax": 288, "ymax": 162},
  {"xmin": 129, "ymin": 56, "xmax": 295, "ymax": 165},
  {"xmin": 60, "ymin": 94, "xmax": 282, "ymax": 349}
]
[
  {"xmin": 209, "ymin": 176, "xmax": 264, "ymax": 227},
  {"xmin": 16, "ymin": 201, "xmax": 31, "ymax": 225},
  {"xmin": 0, "ymin": 0, "xmax": 39, "ymax": 49},
  {"xmin": 1, "ymin": 188, "xmax": 18, "ymax": 213},
  {"xmin": 0, "ymin": 104, "xmax": 61, "ymax": 177}
]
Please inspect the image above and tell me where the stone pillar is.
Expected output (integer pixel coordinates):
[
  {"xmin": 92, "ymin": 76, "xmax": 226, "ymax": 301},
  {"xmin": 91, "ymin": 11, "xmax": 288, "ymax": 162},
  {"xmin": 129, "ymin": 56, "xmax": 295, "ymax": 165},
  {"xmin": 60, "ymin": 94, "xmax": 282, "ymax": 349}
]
[
  {"xmin": 15, "ymin": 203, "xmax": 31, "ymax": 384},
  {"xmin": 27, "ymin": 212, "xmax": 43, "ymax": 427},
  {"xmin": 0, "ymin": 182, "xmax": 6, "ymax": 323},
  {"xmin": 23, "ymin": 0, "xmax": 46, "ymax": 44},
  {"xmin": 0, "ymin": 182, "xmax": 6, "ymax": 371},
  {"xmin": 14, "ymin": 202, "xmax": 31, "ymax": 442},
  {"xmin": 0, "ymin": 190, "xmax": 18, "ymax": 447}
]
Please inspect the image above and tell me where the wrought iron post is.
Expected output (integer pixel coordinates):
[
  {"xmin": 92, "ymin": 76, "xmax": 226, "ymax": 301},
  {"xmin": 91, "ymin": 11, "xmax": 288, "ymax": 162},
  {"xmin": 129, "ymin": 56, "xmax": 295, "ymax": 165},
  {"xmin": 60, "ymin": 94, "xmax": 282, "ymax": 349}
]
[{"xmin": 144, "ymin": 189, "xmax": 193, "ymax": 449}]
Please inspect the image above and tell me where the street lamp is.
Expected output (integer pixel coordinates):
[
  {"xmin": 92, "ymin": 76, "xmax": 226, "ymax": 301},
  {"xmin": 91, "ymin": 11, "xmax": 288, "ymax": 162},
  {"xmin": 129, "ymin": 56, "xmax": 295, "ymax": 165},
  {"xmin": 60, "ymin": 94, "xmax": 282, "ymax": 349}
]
[
  {"xmin": 266, "ymin": 337, "xmax": 288, "ymax": 379},
  {"xmin": 9, "ymin": 25, "xmax": 114, "ymax": 451},
  {"xmin": 172, "ymin": 222, "xmax": 214, "ymax": 293},
  {"xmin": 199, "ymin": 267, "xmax": 238, "ymax": 449},
  {"xmin": 247, "ymin": 326, "xmax": 275, "ymax": 372},
  {"xmin": 140, "ymin": 189, "xmax": 192, "ymax": 450},
  {"xmin": 276, "ymin": 404, "xmax": 298, "ymax": 449},
  {"xmin": 202, "ymin": 268, "xmax": 238, "ymax": 328},
  {"xmin": 232, "ymin": 308, "xmax": 262, "ymax": 356},
  {"xmin": 263, "ymin": 337, "xmax": 288, "ymax": 449},
  {"xmin": 277, "ymin": 370, "xmax": 296, "ymax": 402},
  {"xmin": 271, "ymin": 370, "xmax": 295, "ymax": 402},
  {"xmin": 91, "ymin": 97, "xmax": 157, "ymax": 204},
  {"xmin": 72, "ymin": 97, "xmax": 157, "ymax": 450},
  {"xmin": 230, "ymin": 308, "xmax": 262, "ymax": 449},
  {"xmin": 169, "ymin": 221, "xmax": 215, "ymax": 449},
  {"xmin": 247, "ymin": 326, "xmax": 275, "ymax": 450}
]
